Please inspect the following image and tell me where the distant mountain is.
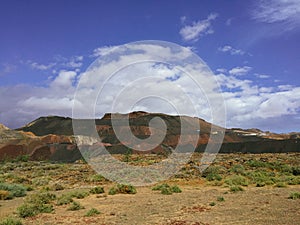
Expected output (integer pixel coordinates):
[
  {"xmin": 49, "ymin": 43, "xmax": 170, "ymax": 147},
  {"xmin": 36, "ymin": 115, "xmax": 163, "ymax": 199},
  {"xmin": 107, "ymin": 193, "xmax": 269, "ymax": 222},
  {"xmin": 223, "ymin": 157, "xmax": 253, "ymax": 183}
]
[{"xmin": 0, "ymin": 111, "xmax": 299, "ymax": 162}]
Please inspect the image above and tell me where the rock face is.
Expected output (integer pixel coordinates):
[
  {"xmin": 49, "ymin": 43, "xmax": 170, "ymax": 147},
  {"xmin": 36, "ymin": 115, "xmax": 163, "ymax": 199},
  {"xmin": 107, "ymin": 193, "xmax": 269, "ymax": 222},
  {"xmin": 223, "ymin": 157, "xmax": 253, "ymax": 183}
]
[{"xmin": 1, "ymin": 112, "xmax": 299, "ymax": 162}]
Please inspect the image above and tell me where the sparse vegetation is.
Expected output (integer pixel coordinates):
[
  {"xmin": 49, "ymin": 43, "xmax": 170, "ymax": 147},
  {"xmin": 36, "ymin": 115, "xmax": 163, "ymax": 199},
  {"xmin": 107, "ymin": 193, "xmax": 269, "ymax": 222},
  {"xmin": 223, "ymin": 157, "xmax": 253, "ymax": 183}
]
[
  {"xmin": 202, "ymin": 166, "xmax": 223, "ymax": 181},
  {"xmin": 0, "ymin": 217, "xmax": 23, "ymax": 225},
  {"xmin": 288, "ymin": 192, "xmax": 300, "ymax": 200},
  {"xmin": 90, "ymin": 186, "xmax": 104, "ymax": 194},
  {"xmin": 0, "ymin": 183, "xmax": 26, "ymax": 199},
  {"xmin": 225, "ymin": 175, "xmax": 249, "ymax": 186},
  {"xmin": 17, "ymin": 192, "xmax": 56, "ymax": 218},
  {"xmin": 209, "ymin": 202, "xmax": 216, "ymax": 206},
  {"xmin": 229, "ymin": 185, "xmax": 244, "ymax": 192},
  {"xmin": 69, "ymin": 190, "xmax": 90, "ymax": 199},
  {"xmin": 152, "ymin": 183, "xmax": 182, "ymax": 195},
  {"xmin": 68, "ymin": 201, "xmax": 84, "ymax": 211},
  {"xmin": 85, "ymin": 208, "xmax": 101, "ymax": 217},
  {"xmin": 108, "ymin": 184, "xmax": 137, "ymax": 195},
  {"xmin": 217, "ymin": 196, "xmax": 225, "ymax": 202}
]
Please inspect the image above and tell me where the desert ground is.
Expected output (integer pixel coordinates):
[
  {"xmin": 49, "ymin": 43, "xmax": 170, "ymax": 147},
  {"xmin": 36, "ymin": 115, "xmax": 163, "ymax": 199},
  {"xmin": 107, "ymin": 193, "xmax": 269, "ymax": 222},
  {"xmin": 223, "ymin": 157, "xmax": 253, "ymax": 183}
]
[{"xmin": 0, "ymin": 153, "xmax": 300, "ymax": 225}]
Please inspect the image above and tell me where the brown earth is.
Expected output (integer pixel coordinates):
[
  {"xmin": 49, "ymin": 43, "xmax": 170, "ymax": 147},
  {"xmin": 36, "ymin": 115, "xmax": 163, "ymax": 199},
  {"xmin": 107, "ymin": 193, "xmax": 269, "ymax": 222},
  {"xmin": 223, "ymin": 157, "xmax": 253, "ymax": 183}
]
[{"xmin": 0, "ymin": 153, "xmax": 299, "ymax": 224}]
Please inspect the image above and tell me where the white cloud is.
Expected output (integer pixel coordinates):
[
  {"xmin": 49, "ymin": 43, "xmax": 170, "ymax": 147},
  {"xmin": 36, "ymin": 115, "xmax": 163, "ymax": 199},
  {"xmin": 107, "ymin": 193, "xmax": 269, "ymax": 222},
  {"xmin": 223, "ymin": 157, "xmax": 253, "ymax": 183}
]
[
  {"xmin": 1, "ymin": 43, "xmax": 299, "ymax": 133},
  {"xmin": 216, "ymin": 68, "xmax": 227, "ymax": 73},
  {"xmin": 26, "ymin": 55, "xmax": 84, "ymax": 72},
  {"xmin": 216, "ymin": 72, "xmax": 300, "ymax": 131},
  {"xmin": 229, "ymin": 66, "xmax": 252, "ymax": 76},
  {"xmin": 179, "ymin": 13, "xmax": 218, "ymax": 42},
  {"xmin": 218, "ymin": 45, "xmax": 245, "ymax": 55},
  {"xmin": 30, "ymin": 61, "xmax": 56, "ymax": 70},
  {"xmin": 226, "ymin": 18, "xmax": 233, "ymax": 26},
  {"xmin": 50, "ymin": 70, "xmax": 77, "ymax": 89},
  {"xmin": 252, "ymin": 0, "xmax": 300, "ymax": 30},
  {"xmin": 92, "ymin": 46, "xmax": 119, "ymax": 57},
  {"xmin": 255, "ymin": 73, "xmax": 270, "ymax": 79}
]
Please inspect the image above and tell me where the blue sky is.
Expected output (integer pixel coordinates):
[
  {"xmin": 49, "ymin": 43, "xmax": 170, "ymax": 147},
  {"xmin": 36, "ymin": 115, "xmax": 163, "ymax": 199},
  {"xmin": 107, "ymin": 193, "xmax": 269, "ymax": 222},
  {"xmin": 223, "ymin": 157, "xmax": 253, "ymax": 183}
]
[{"xmin": 0, "ymin": 0, "xmax": 299, "ymax": 132}]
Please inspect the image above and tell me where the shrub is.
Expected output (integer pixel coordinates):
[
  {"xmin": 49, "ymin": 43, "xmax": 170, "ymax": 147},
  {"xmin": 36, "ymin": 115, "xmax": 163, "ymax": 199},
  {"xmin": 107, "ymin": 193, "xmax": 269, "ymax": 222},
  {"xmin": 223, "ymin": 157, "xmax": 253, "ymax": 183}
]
[
  {"xmin": 26, "ymin": 192, "xmax": 56, "ymax": 205},
  {"xmin": 0, "ymin": 217, "xmax": 23, "ymax": 225},
  {"xmin": 88, "ymin": 174, "xmax": 106, "ymax": 182},
  {"xmin": 56, "ymin": 194, "xmax": 73, "ymax": 206},
  {"xmin": 209, "ymin": 202, "xmax": 216, "ymax": 206},
  {"xmin": 246, "ymin": 171, "xmax": 275, "ymax": 186},
  {"xmin": 152, "ymin": 183, "xmax": 182, "ymax": 195},
  {"xmin": 108, "ymin": 187, "xmax": 117, "ymax": 195},
  {"xmin": 68, "ymin": 201, "xmax": 84, "ymax": 211},
  {"xmin": 85, "ymin": 208, "xmax": 101, "ymax": 217},
  {"xmin": 229, "ymin": 185, "xmax": 244, "ymax": 192},
  {"xmin": 108, "ymin": 184, "xmax": 137, "ymax": 195},
  {"xmin": 225, "ymin": 175, "xmax": 249, "ymax": 186},
  {"xmin": 292, "ymin": 166, "xmax": 300, "ymax": 176},
  {"xmin": 90, "ymin": 186, "xmax": 104, "ymax": 194},
  {"xmin": 274, "ymin": 182, "xmax": 287, "ymax": 188},
  {"xmin": 17, "ymin": 192, "xmax": 55, "ymax": 218},
  {"xmin": 202, "ymin": 166, "xmax": 223, "ymax": 181},
  {"xmin": 288, "ymin": 192, "xmax": 300, "ymax": 200},
  {"xmin": 217, "ymin": 196, "xmax": 225, "ymax": 202},
  {"xmin": 0, "ymin": 183, "xmax": 26, "ymax": 199},
  {"xmin": 230, "ymin": 164, "xmax": 245, "ymax": 174},
  {"xmin": 69, "ymin": 190, "xmax": 89, "ymax": 199},
  {"xmin": 247, "ymin": 160, "xmax": 268, "ymax": 168},
  {"xmin": 171, "ymin": 185, "xmax": 182, "ymax": 193},
  {"xmin": 161, "ymin": 187, "xmax": 173, "ymax": 195}
]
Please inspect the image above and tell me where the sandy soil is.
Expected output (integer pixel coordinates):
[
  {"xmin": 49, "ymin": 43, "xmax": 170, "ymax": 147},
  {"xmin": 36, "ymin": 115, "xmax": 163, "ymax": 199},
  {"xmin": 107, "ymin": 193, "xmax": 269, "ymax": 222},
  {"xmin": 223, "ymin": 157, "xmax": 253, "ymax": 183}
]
[{"xmin": 1, "ymin": 184, "xmax": 299, "ymax": 225}]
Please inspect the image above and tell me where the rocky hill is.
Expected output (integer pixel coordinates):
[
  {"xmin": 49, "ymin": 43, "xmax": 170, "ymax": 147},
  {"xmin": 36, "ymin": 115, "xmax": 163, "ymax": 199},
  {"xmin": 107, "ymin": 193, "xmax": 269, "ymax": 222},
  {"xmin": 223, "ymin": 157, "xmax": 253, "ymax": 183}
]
[{"xmin": 0, "ymin": 111, "xmax": 299, "ymax": 162}]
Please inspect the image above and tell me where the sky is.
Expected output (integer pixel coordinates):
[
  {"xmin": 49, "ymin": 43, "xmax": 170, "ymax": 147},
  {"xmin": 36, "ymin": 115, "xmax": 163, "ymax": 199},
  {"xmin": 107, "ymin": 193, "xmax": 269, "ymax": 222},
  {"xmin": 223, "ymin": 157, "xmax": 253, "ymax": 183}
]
[{"xmin": 0, "ymin": 0, "xmax": 299, "ymax": 133}]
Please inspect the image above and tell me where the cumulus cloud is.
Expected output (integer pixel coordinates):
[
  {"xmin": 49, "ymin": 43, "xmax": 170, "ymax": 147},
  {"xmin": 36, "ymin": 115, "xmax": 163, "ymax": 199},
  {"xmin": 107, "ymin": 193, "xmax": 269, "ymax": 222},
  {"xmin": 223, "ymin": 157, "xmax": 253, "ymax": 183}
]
[
  {"xmin": 229, "ymin": 66, "xmax": 252, "ymax": 76},
  {"xmin": 92, "ymin": 46, "xmax": 119, "ymax": 57},
  {"xmin": 216, "ymin": 72, "xmax": 300, "ymax": 131},
  {"xmin": 218, "ymin": 45, "xmax": 245, "ymax": 55},
  {"xmin": 179, "ymin": 13, "xmax": 218, "ymax": 42},
  {"xmin": 0, "ymin": 43, "xmax": 299, "ymax": 133},
  {"xmin": 252, "ymin": 0, "xmax": 300, "ymax": 30},
  {"xmin": 29, "ymin": 61, "xmax": 56, "ymax": 70},
  {"xmin": 26, "ymin": 55, "xmax": 84, "ymax": 72},
  {"xmin": 255, "ymin": 73, "xmax": 270, "ymax": 79}
]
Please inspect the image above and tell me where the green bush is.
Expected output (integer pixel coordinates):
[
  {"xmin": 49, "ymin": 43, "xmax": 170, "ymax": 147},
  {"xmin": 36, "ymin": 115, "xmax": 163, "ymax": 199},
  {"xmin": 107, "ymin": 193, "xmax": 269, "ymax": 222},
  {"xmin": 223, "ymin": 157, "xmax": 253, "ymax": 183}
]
[
  {"xmin": 202, "ymin": 166, "xmax": 223, "ymax": 181},
  {"xmin": 69, "ymin": 190, "xmax": 89, "ymax": 199},
  {"xmin": 85, "ymin": 208, "xmax": 100, "ymax": 217},
  {"xmin": 108, "ymin": 184, "xmax": 136, "ymax": 195},
  {"xmin": 90, "ymin": 186, "xmax": 104, "ymax": 194},
  {"xmin": 152, "ymin": 183, "xmax": 182, "ymax": 195},
  {"xmin": 274, "ymin": 182, "xmax": 287, "ymax": 188},
  {"xmin": 217, "ymin": 196, "xmax": 225, "ymax": 202},
  {"xmin": 171, "ymin": 185, "xmax": 182, "ymax": 193},
  {"xmin": 229, "ymin": 185, "xmax": 244, "ymax": 192},
  {"xmin": 230, "ymin": 164, "xmax": 245, "ymax": 174},
  {"xmin": 88, "ymin": 174, "xmax": 106, "ymax": 182},
  {"xmin": 17, "ymin": 192, "xmax": 55, "ymax": 218},
  {"xmin": 225, "ymin": 175, "xmax": 249, "ymax": 186},
  {"xmin": 56, "ymin": 194, "xmax": 73, "ymax": 206},
  {"xmin": 17, "ymin": 202, "xmax": 53, "ymax": 218},
  {"xmin": 68, "ymin": 201, "xmax": 84, "ymax": 211},
  {"xmin": 0, "ymin": 217, "xmax": 23, "ymax": 225},
  {"xmin": 209, "ymin": 202, "xmax": 216, "ymax": 206},
  {"xmin": 288, "ymin": 192, "xmax": 300, "ymax": 200},
  {"xmin": 0, "ymin": 183, "xmax": 27, "ymax": 199}
]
